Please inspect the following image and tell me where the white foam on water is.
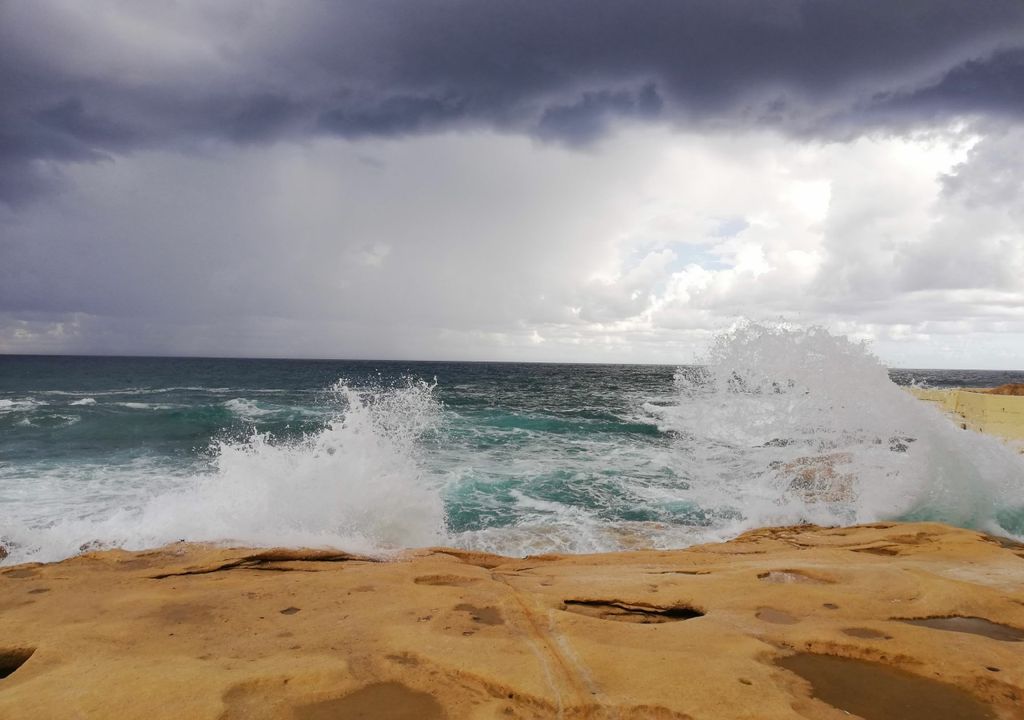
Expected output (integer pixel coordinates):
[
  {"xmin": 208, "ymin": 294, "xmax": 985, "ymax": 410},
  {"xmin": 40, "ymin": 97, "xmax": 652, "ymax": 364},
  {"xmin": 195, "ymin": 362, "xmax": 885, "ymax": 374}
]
[
  {"xmin": 69, "ymin": 397, "xmax": 97, "ymax": 406},
  {"xmin": 454, "ymin": 521, "xmax": 708, "ymax": 557},
  {"xmin": 455, "ymin": 324, "xmax": 1024, "ymax": 556},
  {"xmin": 0, "ymin": 398, "xmax": 47, "ymax": 412},
  {"xmin": 0, "ymin": 380, "xmax": 448, "ymax": 564},
  {"xmin": 35, "ymin": 387, "xmax": 236, "ymax": 398},
  {"xmin": 223, "ymin": 398, "xmax": 274, "ymax": 419},
  {"xmin": 222, "ymin": 397, "xmax": 327, "ymax": 421},
  {"xmin": 644, "ymin": 323, "xmax": 1024, "ymax": 540},
  {"xmin": 3, "ymin": 325, "xmax": 1022, "ymax": 565},
  {"xmin": 11, "ymin": 414, "xmax": 79, "ymax": 428},
  {"xmin": 38, "ymin": 388, "xmax": 150, "ymax": 397}
]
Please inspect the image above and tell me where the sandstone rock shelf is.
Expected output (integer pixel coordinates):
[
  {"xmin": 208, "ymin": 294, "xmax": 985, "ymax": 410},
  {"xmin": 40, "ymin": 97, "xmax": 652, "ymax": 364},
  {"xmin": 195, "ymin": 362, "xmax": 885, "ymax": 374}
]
[
  {"xmin": 911, "ymin": 385, "xmax": 1024, "ymax": 449},
  {"xmin": 1, "ymin": 522, "xmax": 1023, "ymax": 719}
]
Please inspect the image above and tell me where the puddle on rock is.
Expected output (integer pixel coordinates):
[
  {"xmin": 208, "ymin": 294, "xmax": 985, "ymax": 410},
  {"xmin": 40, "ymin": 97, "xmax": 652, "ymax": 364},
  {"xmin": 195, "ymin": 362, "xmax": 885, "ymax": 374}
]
[
  {"xmin": 756, "ymin": 607, "xmax": 799, "ymax": 625},
  {"xmin": 2, "ymin": 568, "xmax": 38, "ymax": 579},
  {"xmin": 899, "ymin": 616, "xmax": 1024, "ymax": 642},
  {"xmin": 842, "ymin": 627, "xmax": 891, "ymax": 639},
  {"xmin": 776, "ymin": 653, "xmax": 995, "ymax": 720}
]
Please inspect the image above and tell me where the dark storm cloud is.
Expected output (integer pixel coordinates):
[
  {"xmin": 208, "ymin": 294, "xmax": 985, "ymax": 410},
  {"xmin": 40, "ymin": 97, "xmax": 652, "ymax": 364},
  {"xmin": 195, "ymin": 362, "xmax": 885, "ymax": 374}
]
[
  {"xmin": 537, "ymin": 84, "xmax": 664, "ymax": 145},
  {"xmin": 317, "ymin": 91, "xmax": 471, "ymax": 138},
  {"xmin": 2, "ymin": 0, "xmax": 1024, "ymax": 204},
  {"xmin": 873, "ymin": 47, "xmax": 1024, "ymax": 124}
]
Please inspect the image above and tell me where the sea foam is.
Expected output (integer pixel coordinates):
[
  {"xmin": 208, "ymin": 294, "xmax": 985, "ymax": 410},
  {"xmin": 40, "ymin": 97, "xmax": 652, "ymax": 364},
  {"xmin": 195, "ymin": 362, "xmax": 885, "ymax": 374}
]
[
  {"xmin": 2, "ymin": 325, "xmax": 1022, "ymax": 564},
  {"xmin": 0, "ymin": 380, "xmax": 447, "ymax": 563},
  {"xmin": 645, "ymin": 323, "xmax": 1024, "ymax": 540}
]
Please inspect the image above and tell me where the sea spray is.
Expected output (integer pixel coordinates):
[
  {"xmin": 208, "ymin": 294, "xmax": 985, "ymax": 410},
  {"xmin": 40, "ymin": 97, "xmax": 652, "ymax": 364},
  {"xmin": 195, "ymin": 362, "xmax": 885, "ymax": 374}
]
[
  {"xmin": 644, "ymin": 323, "xmax": 1024, "ymax": 539},
  {"xmin": 2, "ymin": 338, "xmax": 1023, "ymax": 564},
  {"xmin": 0, "ymin": 380, "xmax": 447, "ymax": 563}
]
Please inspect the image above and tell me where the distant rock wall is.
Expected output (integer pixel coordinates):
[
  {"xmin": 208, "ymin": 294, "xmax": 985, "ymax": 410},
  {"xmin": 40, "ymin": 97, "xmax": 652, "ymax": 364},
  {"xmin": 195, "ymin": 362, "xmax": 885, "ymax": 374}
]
[{"xmin": 910, "ymin": 386, "xmax": 1024, "ymax": 450}]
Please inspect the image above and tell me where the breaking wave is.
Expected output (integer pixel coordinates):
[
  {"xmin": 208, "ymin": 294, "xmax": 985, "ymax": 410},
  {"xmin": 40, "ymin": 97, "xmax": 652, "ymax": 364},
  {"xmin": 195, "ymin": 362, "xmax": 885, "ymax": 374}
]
[
  {"xmin": 0, "ymin": 380, "xmax": 447, "ymax": 563},
  {"xmin": 644, "ymin": 323, "xmax": 1024, "ymax": 540},
  {"xmin": 2, "ymin": 324, "xmax": 1022, "ymax": 564}
]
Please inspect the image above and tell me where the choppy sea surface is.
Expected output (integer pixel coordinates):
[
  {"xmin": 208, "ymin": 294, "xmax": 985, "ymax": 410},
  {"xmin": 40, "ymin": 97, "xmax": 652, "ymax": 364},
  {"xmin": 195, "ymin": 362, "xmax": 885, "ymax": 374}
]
[{"xmin": 2, "ymin": 325, "xmax": 1023, "ymax": 565}]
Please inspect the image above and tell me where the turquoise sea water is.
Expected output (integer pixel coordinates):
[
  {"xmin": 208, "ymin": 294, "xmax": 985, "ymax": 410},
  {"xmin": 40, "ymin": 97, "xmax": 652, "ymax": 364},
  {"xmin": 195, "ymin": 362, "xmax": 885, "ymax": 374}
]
[{"xmin": 2, "ymin": 326, "xmax": 1023, "ymax": 564}]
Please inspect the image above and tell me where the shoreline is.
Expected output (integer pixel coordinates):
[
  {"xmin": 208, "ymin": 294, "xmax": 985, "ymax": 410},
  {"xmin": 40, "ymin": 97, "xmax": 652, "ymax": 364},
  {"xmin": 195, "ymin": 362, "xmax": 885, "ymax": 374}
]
[
  {"xmin": 1, "ymin": 389, "xmax": 1023, "ymax": 717},
  {"xmin": 1, "ymin": 522, "xmax": 1022, "ymax": 718}
]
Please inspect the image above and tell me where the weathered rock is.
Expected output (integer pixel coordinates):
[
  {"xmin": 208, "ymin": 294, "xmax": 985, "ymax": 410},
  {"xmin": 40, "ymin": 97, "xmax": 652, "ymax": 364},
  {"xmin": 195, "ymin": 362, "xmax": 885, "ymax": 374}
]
[
  {"xmin": 984, "ymin": 384, "xmax": 1024, "ymax": 397},
  {"xmin": 0, "ymin": 523, "xmax": 1022, "ymax": 719}
]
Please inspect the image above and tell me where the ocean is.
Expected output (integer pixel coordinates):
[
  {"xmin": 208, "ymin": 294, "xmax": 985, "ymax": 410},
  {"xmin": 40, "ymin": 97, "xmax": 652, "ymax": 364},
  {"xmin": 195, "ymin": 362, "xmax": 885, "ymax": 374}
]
[{"xmin": 2, "ymin": 325, "xmax": 1023, "ymax": 565}]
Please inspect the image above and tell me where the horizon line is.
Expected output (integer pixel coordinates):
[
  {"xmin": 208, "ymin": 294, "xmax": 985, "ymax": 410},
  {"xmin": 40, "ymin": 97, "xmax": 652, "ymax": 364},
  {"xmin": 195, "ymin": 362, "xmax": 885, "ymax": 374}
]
[{"xmin": 1, "ymin": 351, "xmax": 1022, "ymax": 373}]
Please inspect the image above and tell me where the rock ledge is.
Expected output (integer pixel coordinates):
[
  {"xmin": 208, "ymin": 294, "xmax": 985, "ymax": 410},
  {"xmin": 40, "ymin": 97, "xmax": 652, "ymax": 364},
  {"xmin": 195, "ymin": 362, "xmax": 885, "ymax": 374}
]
[{"xmin": 1, "ymin": 522, "xmax": 1022, "ymax": 719}]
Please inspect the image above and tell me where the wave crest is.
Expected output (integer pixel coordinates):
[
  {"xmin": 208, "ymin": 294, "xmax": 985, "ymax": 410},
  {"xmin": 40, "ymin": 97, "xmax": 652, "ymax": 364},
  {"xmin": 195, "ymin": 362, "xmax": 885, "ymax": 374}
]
[
  {"xmin": 647, "ymin": 323, "xmax": 1024, "ymax": 538},
  {"xmin": 1, "ymin": 379, "xmax": 447, "ymax": 563}
]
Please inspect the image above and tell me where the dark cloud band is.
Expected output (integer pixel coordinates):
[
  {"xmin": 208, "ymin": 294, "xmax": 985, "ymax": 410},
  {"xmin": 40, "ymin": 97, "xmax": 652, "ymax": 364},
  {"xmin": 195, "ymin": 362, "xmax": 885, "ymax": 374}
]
[{"xmin": 1, "ymin": 0, "xmax": 1023, "ymax": 204}]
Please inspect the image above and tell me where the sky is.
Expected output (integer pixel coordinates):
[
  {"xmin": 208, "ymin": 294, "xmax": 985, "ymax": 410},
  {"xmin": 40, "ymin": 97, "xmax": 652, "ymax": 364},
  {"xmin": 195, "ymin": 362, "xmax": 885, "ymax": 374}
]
[{"xmin": 2, "ymin": 1, "xmax": 1024, "ymax": 368}]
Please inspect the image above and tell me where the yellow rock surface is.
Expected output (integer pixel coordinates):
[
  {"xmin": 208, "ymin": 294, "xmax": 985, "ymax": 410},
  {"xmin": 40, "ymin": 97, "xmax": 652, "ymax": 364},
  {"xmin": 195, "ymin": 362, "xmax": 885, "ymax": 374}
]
[
  {"xmin": 910, "ymin": 387, "xmax": 1024, "ymax": 449},
  {"xmin": 1, "ymin": 523, "xmax": 1023, "ymax": 719}
]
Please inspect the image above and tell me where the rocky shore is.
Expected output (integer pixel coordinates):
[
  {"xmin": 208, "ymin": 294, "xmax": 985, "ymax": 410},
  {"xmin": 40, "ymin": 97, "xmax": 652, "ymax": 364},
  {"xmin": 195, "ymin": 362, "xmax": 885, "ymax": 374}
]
[
  {"xmin": 911, "ymin": 384, "xmax": 1024, "ymax": 449},
  {"xmin": 1, "ymin": 522, "xmax": 1022, "ymax": 719}
]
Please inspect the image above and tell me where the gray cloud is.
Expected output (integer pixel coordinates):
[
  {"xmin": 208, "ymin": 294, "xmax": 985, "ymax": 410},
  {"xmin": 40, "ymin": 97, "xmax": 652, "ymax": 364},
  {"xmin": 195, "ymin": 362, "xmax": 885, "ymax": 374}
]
[
  {"xmin": 872, "ymin": 48, "xmax": 1024, "ymax": 126},
  {"xmin": 6, "ymin": 122, "xmax": 1018, "ymax": 366},
  {"xmin": 2, "ymin": 1, "xmax": 1024, "ymax": 204},
  {"xmin": 898, "ymin": 128, "xmax": 1024, "ymax": 292},
  {"xmin": 3, "ymin": 2, "xmax": 1024, "ymax": 368},
  {"xmin": 537, "ymin": 84, "xmax": 664, "ymax": 145}
]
